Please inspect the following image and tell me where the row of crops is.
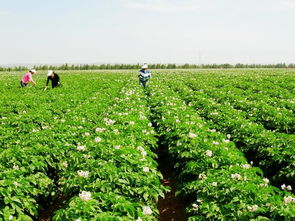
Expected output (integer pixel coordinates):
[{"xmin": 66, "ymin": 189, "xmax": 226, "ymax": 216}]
[{"xmin": 0, "ymin": 69, "xmax": 295, "ymax": 220}]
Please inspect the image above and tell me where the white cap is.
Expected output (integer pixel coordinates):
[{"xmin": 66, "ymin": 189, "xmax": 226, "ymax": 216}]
[
  {"xmin": 142, "ymin": 64, "xmax": 148, "ymax": 69},
  {"xmin": 47, "ymin": 70, "xmax": 53, "ymax": 76},
  {"xmin": 30, "ymin": 69, "xmax": 36, "ymax": 73}
]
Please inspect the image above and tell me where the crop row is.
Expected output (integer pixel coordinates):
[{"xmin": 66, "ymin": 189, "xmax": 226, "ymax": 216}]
[
  {"xmin": 195, "ymin": 70, "xmax": 295, "ymax": 99},
  {"xmin": 166, "ymin": 79, "xmax": 295, "ymax": 189},
  {"xmin": 147, "ymin": 80, "xmax": 295, "ymax": 220},
  {"xmin": 0, "ymin": 76, "xmax": 127, "ymax": 220},
  {"xmin": 53, "ymin": 82, "xmax": 166, "ymax": 220},
  {"xmin": 0, "ymin": 73, "xmax": 124, "ymax": 149},
  {"xmin": 166, "ymin": 70, "xmax": 295, "ymax": 112},
  {"xmin": 183, "ymin": 80, "xmax": 294, "ymax": 134}
]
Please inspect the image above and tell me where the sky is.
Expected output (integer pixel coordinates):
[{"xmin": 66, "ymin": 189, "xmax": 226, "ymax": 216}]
[{"xmin": 0, "ymin": 0, "xmax": 295, "ymax": 65}]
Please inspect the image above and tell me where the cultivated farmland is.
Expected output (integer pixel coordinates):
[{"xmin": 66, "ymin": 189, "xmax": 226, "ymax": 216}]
[{"xmin": 0, "ymin": 69, "xmax": 295, "ymax": 220}]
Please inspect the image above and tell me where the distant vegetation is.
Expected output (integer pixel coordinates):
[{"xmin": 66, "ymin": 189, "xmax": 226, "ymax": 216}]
[{"xmin": 0, "ymin": 63, "xmax": 294, "ymax": 71}]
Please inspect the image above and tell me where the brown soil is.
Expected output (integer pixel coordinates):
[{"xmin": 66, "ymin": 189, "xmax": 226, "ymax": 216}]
[
  {"xmin": 38, "ymin": 195, "xmax": 69, "ymax": 221},
  {"xmin": 157, "ymin": 155, "xmax": 187, "ymax": 221}
]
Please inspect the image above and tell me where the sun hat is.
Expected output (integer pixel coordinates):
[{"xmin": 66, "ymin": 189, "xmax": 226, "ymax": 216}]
[
  {"xmin": 142, "ymin": 64, "xmax": 148, "ymax": 69},
  {"xmin": 30, "ymin": 69, "xmax": 36, "ymax": 73},
  {"xmin": 47, "ymin": 70, "xmax": 54, "ymax": 76}
]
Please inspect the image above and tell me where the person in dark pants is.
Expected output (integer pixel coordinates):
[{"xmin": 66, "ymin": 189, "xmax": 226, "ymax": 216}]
[
  {"xmin": 20, "ymin": 69, "xmax": 37, "ymax": 87},
  {"xmin": 44, "ymin": 70, "xmax": 60, "ymax": 90},
  {"xmin": 138, "ymin": 64, "xmax": 151, "ymax": 88}
]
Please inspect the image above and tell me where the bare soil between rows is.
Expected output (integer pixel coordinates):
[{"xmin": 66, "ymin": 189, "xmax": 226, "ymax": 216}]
[
  {"xmin": 38, "ymin": 195, "xmax": 69, "ymax": 221},
  {"xmin": 157, "ymin": 147, "xmax": 187, "ymax": 221}
]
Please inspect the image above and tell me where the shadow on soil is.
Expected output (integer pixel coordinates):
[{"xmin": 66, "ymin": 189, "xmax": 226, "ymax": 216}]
[{"xmin": 156, "ymin": 144, "xmax": 187, "ymax": 221}]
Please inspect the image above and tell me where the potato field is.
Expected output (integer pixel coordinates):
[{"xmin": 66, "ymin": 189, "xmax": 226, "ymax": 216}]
[{"xmin": 0, "ymin": 69, "xmax": 295, "ymax": 221}]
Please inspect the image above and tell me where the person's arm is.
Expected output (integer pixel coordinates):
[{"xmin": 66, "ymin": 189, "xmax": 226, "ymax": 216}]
[
  {"xmin": 56, "ymin": 74, "xmax": 60, "ymax": 85},
  {"xmin": 30, "ymin": 79, "xmax": 36, "ymax": 85},
  {"xmin": 29, "ymin": 74, "xmax": 37, "ymax": 85}
]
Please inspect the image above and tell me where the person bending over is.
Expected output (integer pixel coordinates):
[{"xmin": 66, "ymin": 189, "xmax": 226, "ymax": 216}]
[
  {"xmin": 44, "ymin": 70, "xmax": 60, "ymax": 90},
  {"xmin": 20, "ymin": 69, "xmax": 37, "ymax": 87}
]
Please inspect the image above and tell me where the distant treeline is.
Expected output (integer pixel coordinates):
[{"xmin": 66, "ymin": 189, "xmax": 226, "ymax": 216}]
[{"xmin": 0, "ymin": 63, "xmax": 294, "ymax": 71}]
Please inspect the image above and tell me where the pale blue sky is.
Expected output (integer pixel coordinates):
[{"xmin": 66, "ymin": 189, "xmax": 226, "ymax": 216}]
[{"xmin": 1, "ymin": 0, "xmax": 295, "ymax": 64}]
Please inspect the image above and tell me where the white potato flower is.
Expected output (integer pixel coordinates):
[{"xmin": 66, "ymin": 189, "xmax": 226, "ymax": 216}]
[
  {"xmin": 83, "ymin": 154, "xmax": 91, "ymax": 159},
  {"xmin": 205, "ymin": 150, "xmax": 213, "ymax": 157},
  {"xmin": 192, "ymin": 203, "xmax": 199, "ymax": 210},
  {"xmin": 287, "ymin": 185, "xmax": 292, "ymax": 191},
  {"xmin": 62, "ymin": 162, "xmax": 68, "ymax": 168},
  {"xmin": 77, "ymin": 170, "xmax": 89, "ymax": 178},
  {"xmin": 231, "ymin": 173, "xmax": 242, "ymax": 180},
  {"xmin": 143, "ymin": 167, "xmax": 150, "ymax": 173},
  {"xmin": 13, "ymin": 164, "xmax": 19, "ymax": 170},
  {"xmin": 95, "ymin": 137, "xmax": 102, "ymax": 143},
  {"xmin": 77, "ymin": 145, "xmax": 86, "ymax": 151},
  {"xmin": 95, "ymin": 127, "xmax": 105, "ymax": 132},
  {"xmin": 142, "ymin": 206, "xmax": 153, "ymax": 215},
  {"xmin": 222, "ymin": 139, "xmax": 230, "ymax": 143},
  {"xmin": 114, "ymin": 145, "xmax": 121, "ymax": 150},
  {"xmin": 137, "ymin": 146, "xmax": 144, "ymax": 152},
  {"xmin": 141, "ymin": 150, "xmax": 147, "ymax": 157},
  {"xmin": 247, "ymin": 205, "xmax": 258, "ymax": 212},
  {"xmin": 79, "ymin": 191, "xmax": 91, "ymax": 202},
  {"xmin": 241, "ymin": 164, "xmax": 250, "ymax": 169},
  {"xmin": 189, "ymin": 132, "xmax": 197, "ymax": 138},
  {"xmin": 259, "ymin": 183, "xmax": 268, "ymax": 187},
  {"xmin": 198, "ymin": 173, "xmax": 207, "ymax": 180},
  {"xmin": 284, "ymin": 196, "xmax": 295, "ymax": 204},
  {"xmin": 212, "ymin": 182, "xmax": 217, "ymax": 187}
]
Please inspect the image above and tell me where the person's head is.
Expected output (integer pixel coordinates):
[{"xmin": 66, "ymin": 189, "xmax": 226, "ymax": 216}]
[
  {"xmin": 47, "ymin": 70, "xmax": 54, "ymax": 78},
  {"xmin": 142, "ymin": 64, "xmax": 148, "ymax": 70},
  {"xmin": 29, "ymin": 69, "xmax": 37, "ymax": 74}
]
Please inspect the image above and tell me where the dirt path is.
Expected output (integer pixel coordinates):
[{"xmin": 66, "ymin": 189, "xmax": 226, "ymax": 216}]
[
  {"xmin": 157, "ymin": 148, "xmax": 187, "ymax": 221},
  {"xmin": 38, "ymin": 195, "xmax": 69, "ymax": 221}
]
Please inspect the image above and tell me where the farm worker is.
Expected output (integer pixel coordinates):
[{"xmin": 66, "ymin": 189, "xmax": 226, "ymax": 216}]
[
  {"xmin": 44, "ymin": 70, "xmax": 60, "ymax": 90},
  {"xmin": 138, "ymin": 64, "xmax": 151, "ymax": 88},
  {"xmin": 20, "ymin": 69, "xmax": 37, "ymax": 87}
]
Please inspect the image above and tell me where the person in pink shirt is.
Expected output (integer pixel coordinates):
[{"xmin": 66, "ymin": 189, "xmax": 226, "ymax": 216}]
[{"xmin": 20, "ymin": 69, "xmax": 37, "ymax": 87}]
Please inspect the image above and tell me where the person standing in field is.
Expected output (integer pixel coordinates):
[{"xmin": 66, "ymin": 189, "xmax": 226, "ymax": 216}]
[
  {"xmin": 44, "ymin": 70, "xmax": 61, "ymax": 90},
  {"xmin": 20, "ymin": 69, "xmax": 37, "ymax": 87},
  {"xmin": 138, "ymin": 64, "xmax": 151, "ymax": 88}
]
